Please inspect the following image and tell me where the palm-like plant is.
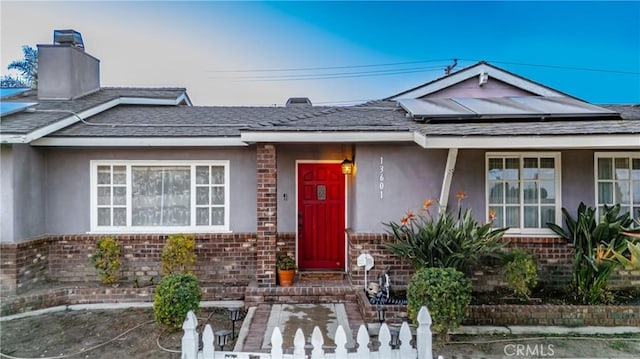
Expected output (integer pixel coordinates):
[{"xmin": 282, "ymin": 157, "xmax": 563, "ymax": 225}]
[
  {"xmin": 383, "ymin": 201, "xmax": 508, "ymax": 273},
  {"xmin": 547, "ymin": 203, "xmax": 639, "ymax": 304},
  {"xmin": 6, "ymin": 45, "xmax": 38, "ymax": 88}
]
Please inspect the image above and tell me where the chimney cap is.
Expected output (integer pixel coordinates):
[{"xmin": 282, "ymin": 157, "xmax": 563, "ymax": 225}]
[{"xmin": 53, "ymin": 29, "xmax": 84, "ymax": 50}]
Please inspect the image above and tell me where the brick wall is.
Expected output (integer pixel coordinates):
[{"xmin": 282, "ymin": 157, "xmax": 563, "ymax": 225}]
[
  {"xmin": 46, "ymin": 233, "xmax": 257, "ymax": 286},
  {"xmin": 0, "ymin": 237, "xmax": 50, "ymax": 295},
  {"xmin": 256, "ymin": 144, "xmax": 278, "ymax": 287}
]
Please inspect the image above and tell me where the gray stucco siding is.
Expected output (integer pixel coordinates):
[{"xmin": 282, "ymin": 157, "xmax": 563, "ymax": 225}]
[
  {"xmin": 1, "ymin": 144, "xmax": 47, "ymax": 243},
  {"xmin": 44, "ymin": 146, "xmax": 257, "ymax": 235},
  {"xmin": 352, "ymin": 144, "xmax": 448, "ymax": 232}
]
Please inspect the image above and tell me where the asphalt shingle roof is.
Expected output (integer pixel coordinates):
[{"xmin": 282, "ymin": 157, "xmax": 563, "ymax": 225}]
[{"xmin": 0, "ymin": 87, "xmax": 186, "ymax": 135}]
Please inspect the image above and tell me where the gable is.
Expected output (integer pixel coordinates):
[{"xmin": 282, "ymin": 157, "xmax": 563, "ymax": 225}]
[
  {"xmin": 421, "ymin": 76, "xmax": 535, "ymax": 99},
  {"xmin": 387, "ymin": 62, "xmax": 570, "ymax": 100}
]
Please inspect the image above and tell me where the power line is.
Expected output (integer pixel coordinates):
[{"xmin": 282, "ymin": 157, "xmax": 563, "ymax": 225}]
[
  {"xmin": 207, "ymin": 59, "xmax": 453, "ymax": 73},
  {"xmin": 228, "ymin": 66, "xmax": 445, "ymax": 81},
  {"xmin": 460, "ymin": 58, "xmax": 640, "ymax": 75}
]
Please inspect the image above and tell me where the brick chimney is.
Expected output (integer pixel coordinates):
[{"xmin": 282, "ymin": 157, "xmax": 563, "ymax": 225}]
[{"xmin": 37, "ymin": 30, "xmax": 100, "ymax": 100}]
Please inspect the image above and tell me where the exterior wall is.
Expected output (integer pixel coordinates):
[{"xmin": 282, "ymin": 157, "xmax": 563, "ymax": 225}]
[
  {"xmin": 44, "ymin": 146, "xmax": 257, "ymax": 235},
  {"xmin": 1, "ymin": 144, "xmax": 47, "ymax": 243},
  {"xmin": 0, "ymin": 237, "xmax": 50, "ymax": 294},
  {"xmin": 1, "ymin": 145, "xmax": 14, "ymax": 242},
  {"xmin": 256, "ymin": 144, "xmax": 277, "ymax": 287},
  {"xmin": 423, "ymin": 76, "xmax": 534, "ymax": 99},
  {"xmin": 352, "ymin": 144, "xmax": 448, "ymax": 232}
]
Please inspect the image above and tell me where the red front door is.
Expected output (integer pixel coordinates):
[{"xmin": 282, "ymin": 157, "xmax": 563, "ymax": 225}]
[{"xmin": 297, "ymin": 163, "xmax": 345, "ymax": 270}]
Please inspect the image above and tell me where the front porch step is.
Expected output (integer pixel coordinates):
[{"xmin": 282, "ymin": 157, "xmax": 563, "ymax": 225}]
[
  {"xmin": 244, "ymin": 279, "xmax": 356, "ymax": 306},
  {"xmin": 297, "ymin": 271, "xmax": 346, "ymax": 282}
]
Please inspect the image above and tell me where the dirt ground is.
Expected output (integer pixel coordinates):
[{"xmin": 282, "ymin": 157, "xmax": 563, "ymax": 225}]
[{"xmin": 1, "ymin": 308, "xmax": 639, "ymax": 359}]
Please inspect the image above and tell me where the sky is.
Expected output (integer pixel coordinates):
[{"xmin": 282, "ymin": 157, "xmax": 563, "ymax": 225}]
[{"xmin": 1, "ymin": 1, "xmax": 639, "ymax": 106}]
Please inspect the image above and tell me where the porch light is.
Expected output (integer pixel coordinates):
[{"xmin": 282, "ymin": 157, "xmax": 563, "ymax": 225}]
[
  {"xmin": 341, "ymin": 158, "xmax": 353, "ymax": 175},
  {"xmin": 215, "ymin": 329, "xmax": 231, "ymax": 351}
]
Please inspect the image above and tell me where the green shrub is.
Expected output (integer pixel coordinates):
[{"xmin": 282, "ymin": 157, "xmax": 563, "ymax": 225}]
[
  {"xmin": 504, "ymin": 249, "xmax": 537, "ymax": 300},
  {"xmin": 383, "ymin": 199, "xmax": 508, "ymax": 273},
  {"xmin": 548, "ymin": 203, "xmax": 639, "ymax": 304},
  {"xmin": 153, "ymin": 273, "xmax": 202, "ymax": 330},
  {"xmin": 91, "ymin": 236, "xmax": 121, "ymax": 285},
  {"xmin": 407, "ymin": 267, "xmax": 471, "ymax": 341},
  {"xmin": 160, "ymin": 233, "xmax": 197, "ymax": 275}
]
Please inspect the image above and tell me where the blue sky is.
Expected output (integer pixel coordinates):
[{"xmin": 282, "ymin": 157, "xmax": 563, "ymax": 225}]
[{"xmin": 1, "ymin": 1, "xmax": 638, "ymax": 106}]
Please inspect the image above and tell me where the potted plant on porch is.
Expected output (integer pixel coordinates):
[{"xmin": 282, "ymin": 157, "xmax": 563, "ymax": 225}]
[{"xmin": 276, "ymin": 253, "xmax": 297, "ymax": 287}]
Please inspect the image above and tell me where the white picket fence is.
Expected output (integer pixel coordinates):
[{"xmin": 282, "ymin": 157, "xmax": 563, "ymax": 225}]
[{"xmin": 181, "ymin": 306, "xmax": 443, "ymax": 359}]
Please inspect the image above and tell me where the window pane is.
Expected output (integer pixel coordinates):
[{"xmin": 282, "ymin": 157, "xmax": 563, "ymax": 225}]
[
  {"xmin": 540, "ymin": 158, "xmax": 555, "ymax": 179},
  {"xmin": 489, "ymin": 206, "xmax": 503, "ymax": 226},
  {"xmin": 598, "ymin": 158, "xmax": 613, "ymax": 180},
  {"xmin": 634, "ymin": 207, "xmax": 640, "ymax": 222},
  {"xmin": 113, "ymin": 208, "xmax": 126, "ymax": 226},
  {"xmin": 196, "ymin": 187, "xmax": 209, "ymax": 205},
  {"xmin": 132, "ymin": 166, "xmax": 190, "ymax": 226},
  {"xmin": 113, "ymin": 186, "xmax": 126, "ymax": 205},
  {"xmin": 196, "ymin": 166, "xmax": 209, "ymax": 184},
  {"xmin": 615, "ymin": 158, "xmax": 630, "ymax": 180},
  {"xmin": 541, "ymin": 206, "xmax": 556, "ymax": 226},
  {"xmin": 211, "ymin": 187, "xmax": 225, "ymax": 205},
  {"xmin": 488, "ymin": 182, "xmax": 504, "ymax": 204},
  {"xmin": 524, "ymin": 206, "xmax": 538, "ymax": 228},
  {"xmin": 98, "ymin": 187, "xmax": 111, "ymax": 206},
  {"xmin": 506, "ymin": 207, "xmax": 519, "ymax": 227},
  {"xmin": 211, "ymin": 207, "xmax": 224, "ymax": 225},
  {"xmin": 196, "ymin": 208, "xmax": 209, "ymax": 226},
  {"xmin": 523, "ymin": 158, "xmax": 538, "ymax": 180},
  {"xmin": 598, "ymin": 182, "xmax": 613, "ymax": 204},
  {"xmin": 504, "ymin": 158, "xmax": 519, "ymax": 180},
  {"xmin": 523, "ymin": 182, "xmax": 538, "ymax": 204},
  {"xmin": 211, "ymin": 166, "xmax": 225, "ymax": 184},
  {"xmin": 540, "ymin": 181, "xmax": 555, "ymax": 204},
  {"xmin": 634, "ymin": 182, "xmax": 640, "ymax": 205},
  {"xmin": 505, "ymin": 182, "xmax": 519, "ymax": 204},
  {"xmin": 488, "ymin": 158, "xmax": 503, "ymax": 180},
  {"xmin": 620, "ymin": 206, "xmax": 630, "ymax": 216},
  {"xmin": 632, "ymin": 159, "xmax": 640, "ymax": 180},
  {"xmin": 98, "ymin": 208, "xmax": 111, "ymax": 226},
  {"xmin": 97, "ymin": 166, "xmax": 111, "ymax": 184},
  {"xmin": 615, "ymin": 182, "xmax": 630, "ymax": 204},
  {"xmin": 113, "ymin": 166, "xmax": 126, "ymax": 185}
]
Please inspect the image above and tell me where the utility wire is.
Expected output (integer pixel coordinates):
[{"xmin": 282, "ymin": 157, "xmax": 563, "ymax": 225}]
[
  {"xmin": 228, "ymin": 65, "xmax": 445, "ymax": 80},
  {"xmin": 240, "ymin": 67, "xmax": 445, "ymax": 82},
  {"xmin": 207, "ymin": 59, "xmax": 452, "ymax": 73},
  {"xmin": 459, "ymin": 58, "xmax": 640, "ymax": 75}
]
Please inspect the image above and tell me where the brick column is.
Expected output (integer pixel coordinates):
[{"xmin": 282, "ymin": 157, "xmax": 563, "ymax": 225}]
[{"xmin": 256, "ymin": 144, "xmax": 277, "ymax": 287}]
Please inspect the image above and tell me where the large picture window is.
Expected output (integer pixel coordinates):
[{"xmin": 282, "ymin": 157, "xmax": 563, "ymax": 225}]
[
  {"xmin": 91, "ymin": 161, "xmax": 229, "ymax": 232},
  {"xmin": 595, "ymin": 153, "xmax": 640, "ymax": 219},
  {"xmin": 486, "ymin": 153, "xmax": 561, "ymax": 233}
]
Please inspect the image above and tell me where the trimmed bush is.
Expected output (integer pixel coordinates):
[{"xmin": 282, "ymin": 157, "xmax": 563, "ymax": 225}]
[
  {"xmin": 407, "ymin": 267, "xmax": 471, "ymax": 341},
  {"xmin": 91, "ymin": 236, "xmax": 121, "ymax": 285},
  {"xmin": 160, "ymin": 233, "xmax": 197, "ymax": 275},
  {"xmin": 504, "ymin": 249, "xmax": 538, "ymax": 300},
  {"xmin": 153, "ymin": 273, "xmax": 202, "ymax": 330}
]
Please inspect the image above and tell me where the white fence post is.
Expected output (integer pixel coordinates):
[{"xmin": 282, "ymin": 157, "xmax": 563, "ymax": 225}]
[
  {"xmin": 202, "ymin": 324, "xmax": 214, "ymax": 358},
  {"xmin": 378, "ymin": 323, "xmax": 392, "ymax": 359},
  {"xmin": 270, "ymin": 326, "xmax": 284, "ymax": 359},
  {"xmin": 311, "ymin": 326, "xmax": 325, "ymax": 359},
  {"xmin": 417, "ymin": 306, "xmax": 436, "ymax": 359},
  {"xmin": 293, "ymin": 328, "xmax": 305, "ymax": 359},
  {"xmin": 399, "ymin": 321, "xmax": 414, "ymax": 359},
  {"xmin": 356, "ymin": 324, "xmax": 370, "ymax": 358},
  {"xmin": 334, "ymin": 325, "xmax": 348, "ymax": 359},
  {"xmin": 181, "ymin": 310, "xmax": 199, "ymax": 359}
]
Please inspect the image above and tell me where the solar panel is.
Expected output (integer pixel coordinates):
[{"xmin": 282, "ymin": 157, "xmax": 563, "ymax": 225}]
[
  {"xmin": 0, "ymin": 102, "xmax": 37, "ymax": 117},
  {"xmin": 0, "ymin": 88, "xmax": 31, "ymax": 99},
  {"xmin": 399, "ymin": 96, "xmax": 618, "ymax": 121}
]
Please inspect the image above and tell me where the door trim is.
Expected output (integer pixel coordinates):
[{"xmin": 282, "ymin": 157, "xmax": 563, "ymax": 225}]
[{"xmin": 295, "ymin": 160, "xmax": 348, "ymax": 271}]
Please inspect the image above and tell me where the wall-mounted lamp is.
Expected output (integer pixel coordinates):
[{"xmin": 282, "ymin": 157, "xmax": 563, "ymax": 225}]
[{"xmin": 341, "ymin": 158, "xmax": 354, "ymax": 175}]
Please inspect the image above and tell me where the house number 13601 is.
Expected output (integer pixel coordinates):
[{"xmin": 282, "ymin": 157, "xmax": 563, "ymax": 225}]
[{"xmin": 379, "ymin": 156, "xmax": 384, "ymax": 199}]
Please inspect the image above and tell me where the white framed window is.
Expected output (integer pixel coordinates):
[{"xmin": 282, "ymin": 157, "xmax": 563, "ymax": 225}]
[
  {"xmin": 91, "ymin": 160, "xmax": 230, "ymax": 232},
  {"xmin": 594, "ymin": 152, "xmax": 640, "ymax": 219},
  {"xmin": 486, "ymin": 152, "xmax": 561, "ymax": 234}
]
